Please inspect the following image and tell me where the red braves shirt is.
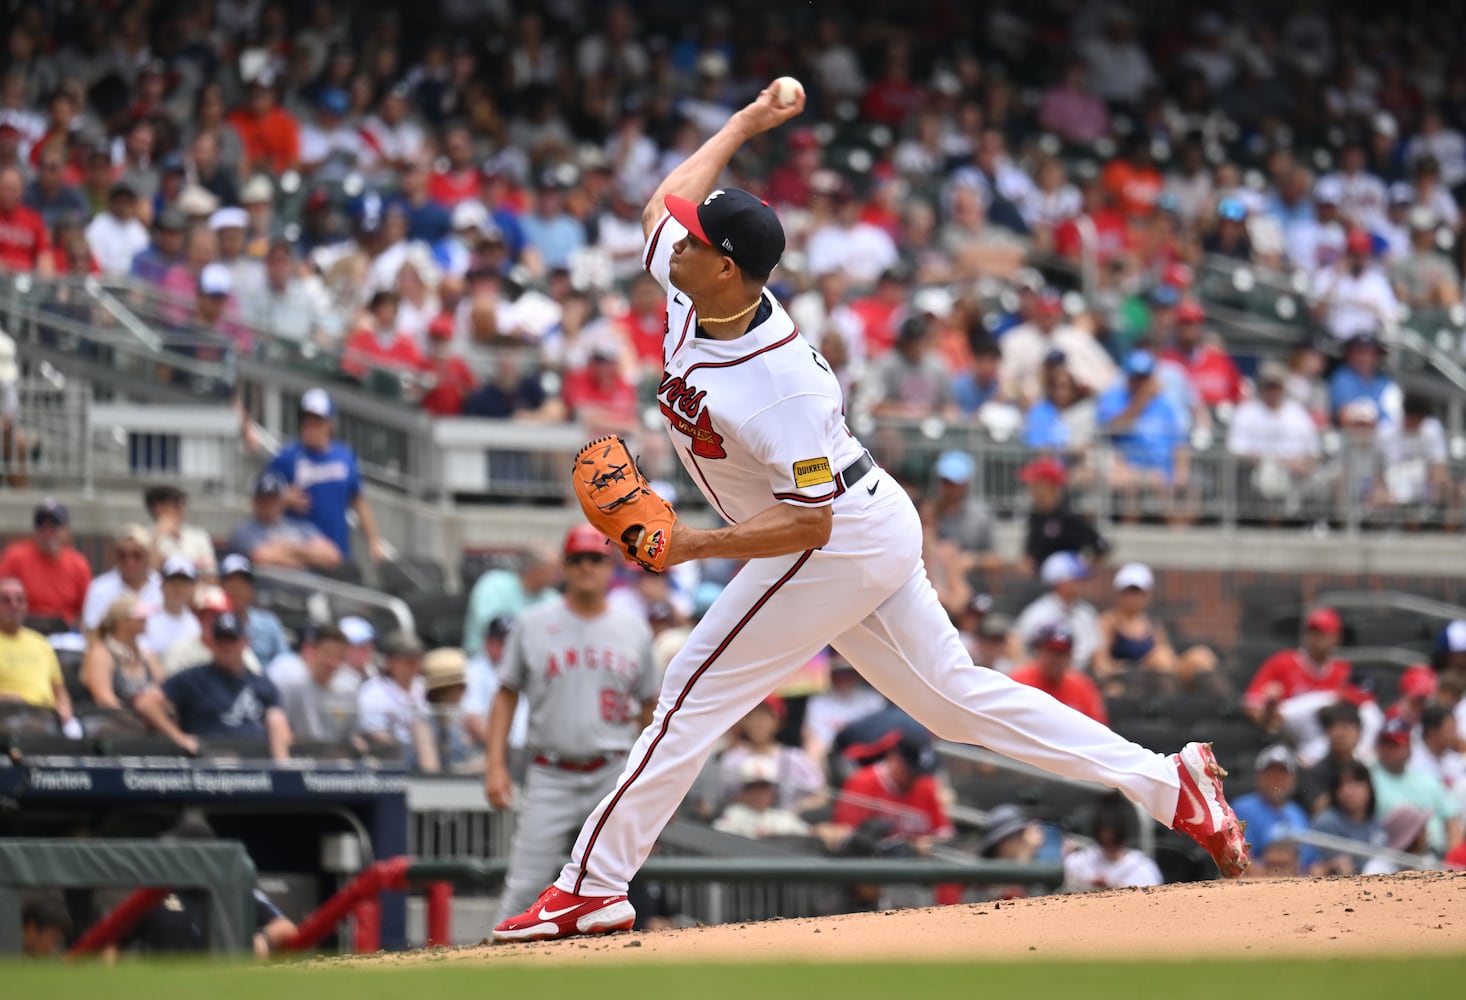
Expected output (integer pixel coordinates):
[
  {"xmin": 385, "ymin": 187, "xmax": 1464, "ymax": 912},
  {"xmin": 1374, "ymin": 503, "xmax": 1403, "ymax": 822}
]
[
  {"xmin": 562, "ymin": 368, "xmax": 638, "ymax": 426},
  {"xmin": 427, "ymin": 169, "xmax": 482, "ymax": 207},
  {"xmin": 340, "ymin": 328, "xmax": 426, "ymax": 379},
  {"xmin": 0, "ymin": 540, "xmax": 92, "ymax": 623},
  {"xmin": 1008, "ymin": 663, "xmax": 1109, "ymax": 725},
  {"xmin": 1161, "ymin": 345, "xmax": 1244, "ymax": 406},
  {"xmin": 1244, "ymin": 649, "xmax": 1357, "ymax": 708},
  {"xmin": 834, "ymin": 762, "xmax": 954, "ymax": 840},
  {"xmin": 619, "ymin": 306, "xmax": 667, "ymax": 367},
  {"xmin": 0, "ymin": 204, "xmax": 50, "ymax": 272}
]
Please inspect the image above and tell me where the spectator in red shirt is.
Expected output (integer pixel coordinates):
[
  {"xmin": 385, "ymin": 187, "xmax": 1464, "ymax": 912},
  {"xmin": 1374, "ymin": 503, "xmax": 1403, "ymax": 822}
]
[
  {"xmin": 860, "ymin": 41, "xmax": 924, "ymax": 126},
  {"xmin": 1244, "ymin": 608, "xmax": 1378, "ymax": 755},
  {"xmin": 848, "ymin": 266, "xmax": 910, "ymax": 358},
  {"xmin": 1100, "ymin": 136, "xmax": 1164, "ymax": 220},
  {"xmin": 833, "ymin": 734, "xmax": 953, "ymax": 851},
  {"xmin": 228, "ymin": 73, "xmax": 300, "ymax": 175},
  {"xmin": 0, "ymin": 500, "xmax": 91, "ymax": 625},
  {"xmin": 1160, "ymin": 301, "xmax": 1244, "ymax": 406},
  {"xmin": 342, "ymin": 290, "xmax": 426, "ymax": 380},
  {"xmin": 0, "ymin": 165, "xmax": 53, "ymax": 275},
  {"xmin": 47, "ymin": 212, "xmax": 98, "ymax": 275},
  {"xmin": 562, "ymin": 343, "xmax": 638, "ymax": 435},
  {"xmin": 419, "ymin": 315, "xmax": 476, "ymax": 416},
  {"xmin": 764, "ymin": 129, "xmax": 822, "ymax": 210},
  {"xmin": 1009, "ymin": 624, "xmax": 1109, "ymax": 725},
  {"xmin": 619, "ymin": 272, "xmax": 668, "ymax": 372},
  {"xmin": 1054, "ymin": 179, "xmax": 1131, "ymax": 267},
  {"xmin": 428, "ymin": 125, "xmax": 483, "ymax": 208}
]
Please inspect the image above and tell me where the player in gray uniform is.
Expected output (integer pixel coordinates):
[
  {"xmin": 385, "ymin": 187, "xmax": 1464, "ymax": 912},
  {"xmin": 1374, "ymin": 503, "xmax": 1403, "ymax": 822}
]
[{"xmin": 485, "ymin": 524, "xmax": 660, "ymax": 922}]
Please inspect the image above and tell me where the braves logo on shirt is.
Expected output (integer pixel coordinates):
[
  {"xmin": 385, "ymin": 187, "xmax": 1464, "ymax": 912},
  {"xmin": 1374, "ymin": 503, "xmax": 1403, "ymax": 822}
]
[{"xmin": 658, "ymin": 373, "xmax": 726, "ymax": 458}]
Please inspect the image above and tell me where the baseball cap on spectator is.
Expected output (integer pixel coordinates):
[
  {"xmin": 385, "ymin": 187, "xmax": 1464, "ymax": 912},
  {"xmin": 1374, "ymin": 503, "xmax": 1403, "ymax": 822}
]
[
  {"xmin": 1041, "ymin": 348, "xmax": 1066, "ymax": 368},
  {"xmin": 382, "ymin": 630, "xmax": 425, "ymax": 659},
  {"xmin": 1438, "ymin": 620, "xmax": 1466, "ymax": 654},
  {"xmin": 209, "ymin": 207, "xmax": 248, "ymax": 231},
  {"xmin": 1377, "ymin": 716, "xmax": 1412, "ymax": 746},
  {"xmin": 300, "ymin": 387, "xmax": 336, "ymax": 419},
  {"xmin": 1340, "ymin": 398, "xmax": 1381, "ymax": 426},
  {"xmin": 979, "ymin": 805, "xmax": 1031, "ymax": 857},
  {"xmin": 1345, "ymin": 228, "xmax": 1373, "ymax": 255},
  {"xmin": 648, "ymin": 600, "xmax": 676, "ymax": 624},
  {"xmin": 969, "ymin": 592, "xmax": 994, "ymax": 616},
  {"xmin": 160, "ymin": 152, "xmax": 185, "ymax": 175},
  {"xmin": 1113, "ymin": 562, "xmax": 1154, "ymax": 592},
  {"xmin": 156, "ymin": 206, "xmax": 186, "ymax": 231},
  {"xmin": 896, "ymin": 733, "xmax": 937, "ymax": 776},
  {"xmin": 220, "ymin": 554, "xmax": 254, "ymax": 580},
  {"xmin": 1176, "ymin": 301, "xmax": 1205, "ymax": 324},
  {"xmin": 935, "ymin": 450, "xmax": 976, "ymax": 484},
  {"xmin": 663, "ymin": 187, "xmax": 786, "ymax": 279},
  {"xmin": 240, "ymin": 175, "xmax": 273, "ymax": 205},
  {"xmin": 1258, "ymin": 360, "xmax": 1289, "ymax": 387},
  {"xmin": 1018, "ymin": 457, "xmax": 1068, "ymax": 486},
  {"xmin": 1409, "ymin": 205, "xmax": 1438, "ymax": 231},
  {"xmin": 177, "ymin": 185, "xmax": 220, "ymax": 217},
  {"xmin": 199, "ymin": 263, "xmax": 232, "ymax": 297},
  {"xmin": 1317, "ymin": 700, "xmax": 1361, "ymax": 729},
  {"xmin": 213, "ymin": 611, "xmax": 244, "ymax": 640},
  {"xmin": 739, "ymin": 756, "xmax": 780, "ymax": 786},
  {"xmin": 108, "ymin": 180, "xmax": 137, "ymax": 200},
  {"xmin": 339, "ymin": 615, "xmax": 376, "ymax": 646},
  {"xmin": 1399, "ymin": 664, "xmax": 1438, "ymax": 700},
  {"xmin": 1304, "ymin": 607, "xmax": 1342, "ymax": 635},
  {"xmin": 252, "ymin": 471, "xmax": 287, "ymax": 498},
  {"xmin": 317, "ymin": 88, "xmax": 350, "ymax": 115},
  {"xmin": 788, "ymin": 129, "xmax": 819, "ymax": 151},
  {"xmin": 486, "ymin": 615, "xmax": 514, "ymax": 639},
  {"xmin": 162, "ymin": 555, "xmax": 197, "ymax": 581},
  {"xmin": 1217, "ymin": 197, "xmax": 1246, "ymax": 221},
  {"xmin": 564, "ymin": 523, "xmax": 607, "ymax": 556},
  {"xmin": 451, "ymin": 200, "xmax": 489, "ymax": 233},
  {"xmin": 1389, "ymin": 182, "xmax": 1414, "ymax": 205},
  {"xmin": 423, "ymin": 647, "xmax": 468, "ymax": 692},
  {"xmin": 1041, "ymin": 551, "xmax": 1089, "ymax": 586},
  {"xmin": 978, "ymin": 612, "xmax": 1012, "ymax": 641},
  {"xmin": 755, "ymin": 694, "xmax": 786, "ymax": 721},
  {"xmin": 1124, "ymin": 350, "xmax": 1157, "ymax": 378},
  {"xmin": 33, "ymin": 499, "xmax": 69, "ymax": 528},
  {"xmin": 1035, "ymin": 289, "xmax": 1064, "ymax": 316},
  {"xmin": 194, "ymin": 586, "xmax": 230, "ymax": 614},
  {"xmin": 1161, "ymin": 262, "xmax": 1193, "ymax": 289},
  {"xmin": 427, "ymin": 314, "xmax": 456, "ymax": 340},
  {"xmin": 115, "ymin": 523, "xmax": 151, "ymax": 548},
  {"xmin": 1150, "ymin": 284, "xmax": 1181, "ymax": 308},
  {"xmin": 1314, "ymin": 177, "xmax": 1344, "ymax": 205},
  {"xmin": 1254, "ymin": 745, "xmax": 1296, "ymax": 774},
  {"xmin": 1033, "ymin": 622, "xmax": 1075, "ymax": 652}
]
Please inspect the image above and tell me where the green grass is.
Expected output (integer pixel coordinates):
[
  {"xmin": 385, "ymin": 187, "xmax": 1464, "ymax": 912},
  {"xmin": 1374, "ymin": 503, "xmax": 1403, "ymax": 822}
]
[{"xmin": 6, "ymin": 957, "xmax": 1466, "ymax": 1000}]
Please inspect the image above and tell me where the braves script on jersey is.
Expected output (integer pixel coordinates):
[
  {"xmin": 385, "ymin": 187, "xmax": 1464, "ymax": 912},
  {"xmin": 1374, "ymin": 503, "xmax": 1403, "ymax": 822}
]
[
  {"xmin": 498, "ymin": 596, "xmax": 659, "ymax": 759},
  {"xmin": 546, "ymin": 208, "xmax": 1188, "ymax": 904},
  {"xmin": 646, "ymin": 213, "xmax": 865, "ymax": 524}
]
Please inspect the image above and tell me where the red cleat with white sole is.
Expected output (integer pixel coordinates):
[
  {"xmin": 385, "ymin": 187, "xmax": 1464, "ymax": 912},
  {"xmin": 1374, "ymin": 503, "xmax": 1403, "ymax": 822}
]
[
  {"xmin": 1171, "ymin": 741, "xmax": 1251, "ymax": 878},
  {"xmin": 492, "ymin": 885, "xmax": 636, "ymax": 943}
]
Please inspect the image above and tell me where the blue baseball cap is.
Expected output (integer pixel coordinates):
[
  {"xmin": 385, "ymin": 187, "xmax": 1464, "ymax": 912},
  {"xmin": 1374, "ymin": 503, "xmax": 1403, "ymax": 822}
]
[
  {"xmin": 318, "ymin": 88, "xmax": 350, "ymax": 115},
  {"xmin": 664, "ymin": 187, "xmax": 785, "ymax": 278},
  {"xmin": 1041, "ymin": 551, "xmax": 1090, "ymax": 586},
  {"xmin": 1438, "ymin": 620, "xmax": 1466, "ymax": 654},
  {"xmin": 1124, "ymin": 350, "xmax": 1157, "ymax": 378},
  {"xmin": 1151, "ymin": 284, "xmax": 1180, "ymax": 308},
  {"xmin": 935, "ymin": 450, "xmax": 976, "ymax": 484},
  {"xmin": 1218, "ymin": 197, "xmax": 1247, "ymax": 221}
]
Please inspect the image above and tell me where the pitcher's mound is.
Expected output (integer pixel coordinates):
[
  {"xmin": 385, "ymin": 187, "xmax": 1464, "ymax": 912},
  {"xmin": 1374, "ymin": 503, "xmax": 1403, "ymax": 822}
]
[{"xmin": 464, "ymin": 871, "xmax": 1465, "ymax": 964}]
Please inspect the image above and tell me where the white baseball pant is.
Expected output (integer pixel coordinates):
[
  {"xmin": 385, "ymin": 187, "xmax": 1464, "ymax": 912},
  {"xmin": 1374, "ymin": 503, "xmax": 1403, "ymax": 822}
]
[{"xmin": 556, "ymin": 482, "xmax": 1181, "ymax": 898}]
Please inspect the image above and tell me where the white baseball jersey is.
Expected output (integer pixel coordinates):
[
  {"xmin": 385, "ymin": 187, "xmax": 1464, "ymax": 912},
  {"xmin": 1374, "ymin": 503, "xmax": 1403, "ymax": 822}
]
[
  {"xmin": 644, "ymin": 211, "xmax": 867, "ymax": 524},
  {"xmin": 543, "ymin": 205, "xmax": 1184, "ymax": 904},
  {"xmin": 498, "ymin": 596, "xmax": 658, "ymax": 759}
]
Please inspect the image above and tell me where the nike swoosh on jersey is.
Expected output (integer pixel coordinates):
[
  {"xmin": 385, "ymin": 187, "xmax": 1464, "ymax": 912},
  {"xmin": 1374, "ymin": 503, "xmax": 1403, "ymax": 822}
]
[{"xmin": 538, "ymin": 904, "xmax": 579, "ymax": 920}]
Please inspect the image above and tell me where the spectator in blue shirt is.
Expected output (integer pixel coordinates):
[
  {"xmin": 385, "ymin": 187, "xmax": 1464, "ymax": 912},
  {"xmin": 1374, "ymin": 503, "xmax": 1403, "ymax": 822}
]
[
  {"xmin": 265, "ymin": 388, "xmax": 385, "ymax": 562},
  {"xmin": 952, "ymin": 337, "xmax": 1005, "ymax": 416},
  {"xmin": 519, "ymin": 172, "xmax": 586, "ymax": 270},
  {"xmin": 1232, "ymin": 745, "xmax": 1311, "ymax": 853},
  {"xmin": 1328, "ymin": 332, "xmax": 1399, "ymax": 426},
  {"xmin": 1096, "ymin": 350, "xmax": 1189, "ymax": 485},
  {"xmin": 134, "ymin": 612, "xmax": 291, "ymax": 761},
  {"xmin": 219, "ymin": 554, "xmax": 291, "ymax": 671},
  {"xmin": 1024, "ymin": 359, "xmax": 1098, "ymax": 455},
  {"xmin": 129, "ymin": 207, "xmax": 187, "ymax": 285}
]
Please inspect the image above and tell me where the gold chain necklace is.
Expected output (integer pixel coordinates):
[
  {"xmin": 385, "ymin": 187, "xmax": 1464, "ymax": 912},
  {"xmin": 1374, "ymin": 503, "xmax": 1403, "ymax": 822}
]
[{"xmin": 697, "ymin": 298, "xmax": 762, "ymax": 325}]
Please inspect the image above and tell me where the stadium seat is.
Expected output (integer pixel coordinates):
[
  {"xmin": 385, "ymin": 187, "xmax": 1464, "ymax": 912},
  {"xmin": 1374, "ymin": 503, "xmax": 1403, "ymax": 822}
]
[
  {"xmin": 1108, "ymin": 717, "xmax": 1187, "ymax": 753},
  {"xmin": 76, "ymin": 706, "xmax": 147, "ymax": 738},
  {"xmin": 379, "ymin": 557, "xmax": 447, "ymax": 598},
  {"xmin": 1, "ymin": 732, "xmax": 86, "ymax": 758},
  {"xmin": 290, "ymin": 740, "xmax": 359, "ymax": 761},
  {"xmin": 96, "ymin": 733, "xmax": 191, "ymax": 757},
  {"xmin": 0, "ymin": 703, "xmax": 60, "ymax": 735},
  {"xmin": 409, "ymin": 593, "xmax": 470, "ymax": 650},
  {"xmin": 23, "ymin": 616, "xmax": 70, "ymax": 636}
]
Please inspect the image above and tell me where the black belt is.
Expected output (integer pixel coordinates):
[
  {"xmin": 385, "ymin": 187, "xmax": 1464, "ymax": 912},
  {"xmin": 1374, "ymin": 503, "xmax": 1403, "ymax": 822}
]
[{"xmin": 838, "ymin": 451, "xmax": 875, "ymax": 490}]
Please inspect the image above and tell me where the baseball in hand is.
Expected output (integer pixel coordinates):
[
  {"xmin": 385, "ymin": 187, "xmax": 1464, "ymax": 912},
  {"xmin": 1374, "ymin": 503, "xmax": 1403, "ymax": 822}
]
[{"xmin": 770, "ymin": 76, "xmax": 804, "ymax": 108}]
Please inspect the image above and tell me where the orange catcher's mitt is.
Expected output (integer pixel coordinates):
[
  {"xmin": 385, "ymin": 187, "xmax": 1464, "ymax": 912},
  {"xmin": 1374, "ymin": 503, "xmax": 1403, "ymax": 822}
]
[{"xmin": 571, "ymin": 435, "xmax": 677, "ymax": 572}]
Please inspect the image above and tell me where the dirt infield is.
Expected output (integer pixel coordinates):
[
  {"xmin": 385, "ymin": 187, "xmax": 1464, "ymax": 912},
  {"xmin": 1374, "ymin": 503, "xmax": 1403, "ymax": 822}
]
[{"xmin": 431, "ymin": 871, "xmax": 1465, "ymax": 964}]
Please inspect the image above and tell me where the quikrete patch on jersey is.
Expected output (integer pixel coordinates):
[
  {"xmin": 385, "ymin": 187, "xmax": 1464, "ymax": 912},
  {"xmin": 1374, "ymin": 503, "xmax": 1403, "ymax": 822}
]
[{"xmin": 793, "ymin": 457, "xmax": 835, "ymax": 488}]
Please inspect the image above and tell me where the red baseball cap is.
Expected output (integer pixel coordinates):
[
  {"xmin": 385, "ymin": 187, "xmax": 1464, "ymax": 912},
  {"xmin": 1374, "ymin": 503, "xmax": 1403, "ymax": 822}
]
[
  {"xmin": 1018, "ymin": 457, "xmax": 1068, "ymax": 486},
  {"xmin": 427, "ymin": 314, "xmax": 455, "ymax": 339},
  {"xmin": 1346, "ymin": 228, "xmax": 1372, "ymax": 254},
  {"xmin": 563, "ymin": 524, "xmax": 608, "ymax": 557},
  {"xmin": 1377, "ymin": 716, "xmax": 1413, "ymax": 746},
  {"xmin": 1176, "ymin": 300, "xmax": 1206, "ymax": 323},
  {"xmin": 1162, "ymin": 262, "xmax": 1194, "ymax": 289},
  {"xmin": 1304, "ymin": 607, "xmax": 1342, "ymax": 635},
  {"xmin": 756, "ymin": 694, "xmax": 787, "ymax": 721},
  {"xmin": 1399, "ymin": 664, "xmax": 1438, "ymax": 700}
]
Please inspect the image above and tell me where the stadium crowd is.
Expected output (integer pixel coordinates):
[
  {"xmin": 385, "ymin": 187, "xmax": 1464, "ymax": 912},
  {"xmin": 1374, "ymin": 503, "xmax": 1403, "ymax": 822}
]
[
  {"xmin": 4, "ymin": 1, "xmax": 1466, "ymax": 918},
  {"xmin": 0, "ymin": 1, "xmax": 1464, "ymax": 524}
]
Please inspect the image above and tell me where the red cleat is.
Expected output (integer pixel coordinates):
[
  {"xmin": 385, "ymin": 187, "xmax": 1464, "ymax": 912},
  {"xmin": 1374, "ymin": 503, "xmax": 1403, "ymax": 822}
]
[
  {"xmin": 1171, "ymin": 742, "xmax": 1251, "ymax": 878},
  {"xmin": 492, "ymin": 885, "xmax": 636, "ymax": 943}
]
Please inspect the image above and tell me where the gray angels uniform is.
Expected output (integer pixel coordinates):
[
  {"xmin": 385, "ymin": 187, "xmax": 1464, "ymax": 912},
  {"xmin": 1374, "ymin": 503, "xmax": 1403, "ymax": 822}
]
[{"xmin": 496, "ymin": 596, "xmax": 659, "ymax": 920}]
